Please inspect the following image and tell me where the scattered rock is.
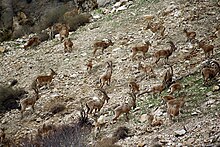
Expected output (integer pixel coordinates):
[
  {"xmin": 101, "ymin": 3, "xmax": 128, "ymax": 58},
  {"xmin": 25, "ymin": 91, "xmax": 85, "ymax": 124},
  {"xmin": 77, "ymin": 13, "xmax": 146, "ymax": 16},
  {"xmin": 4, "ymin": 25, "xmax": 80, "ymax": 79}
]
[
  {"xmin": 140, "ymin": 114, "xmax": 148, "ymax": 123},
  {"xmin": 212, "ymin": 85, "xmax": 220, "ymax": 92},
  {"xmin": 174, "ymin": 128, "xmax": 187, "ymax": 137}
]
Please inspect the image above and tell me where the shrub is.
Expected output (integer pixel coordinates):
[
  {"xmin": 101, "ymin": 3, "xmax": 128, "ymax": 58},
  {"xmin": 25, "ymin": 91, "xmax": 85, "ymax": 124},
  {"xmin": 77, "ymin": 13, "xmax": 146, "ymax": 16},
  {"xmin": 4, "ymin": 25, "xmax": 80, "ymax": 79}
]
[
  {"xmin": 18, "ymin": 109, "xmax": 92, "ymax": 147},
  {"xmin": 65, "ymin": 13, "xmax": 92, "ymax": 31}
]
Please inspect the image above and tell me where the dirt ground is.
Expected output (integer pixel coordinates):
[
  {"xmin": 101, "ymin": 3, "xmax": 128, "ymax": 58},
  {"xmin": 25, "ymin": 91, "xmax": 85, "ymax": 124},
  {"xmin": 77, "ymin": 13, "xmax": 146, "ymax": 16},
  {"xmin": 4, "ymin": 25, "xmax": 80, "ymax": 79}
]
[{"xmin": 0, "ymin": 0, "xmax": 220, "ymax": 146}]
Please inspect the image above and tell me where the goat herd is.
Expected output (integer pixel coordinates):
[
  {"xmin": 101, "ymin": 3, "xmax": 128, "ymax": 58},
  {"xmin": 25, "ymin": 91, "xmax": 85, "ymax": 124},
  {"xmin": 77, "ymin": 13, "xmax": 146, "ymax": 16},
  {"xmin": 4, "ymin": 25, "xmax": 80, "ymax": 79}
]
[
  {"xmin": 19, "ymin": 19, "xmax": 219, "ymax": 126},
  {"xmin": 1, "ymin": 8, "xmax": 220, "ymax": 144}
]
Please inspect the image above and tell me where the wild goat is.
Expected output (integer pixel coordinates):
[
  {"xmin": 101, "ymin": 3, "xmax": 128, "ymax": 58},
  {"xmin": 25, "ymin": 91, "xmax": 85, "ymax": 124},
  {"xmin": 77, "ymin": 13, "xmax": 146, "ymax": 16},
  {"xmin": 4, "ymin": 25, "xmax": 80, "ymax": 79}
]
[
  {"xmin": 154, "ymin": 41, "xmax": 176, "ymax": 64},
  {"xmin": 198, "ymin": 40, "xmax": 214, "ymax": 58},
  {"xmin": 33, "ymin": 68, "xmax": 57, "ymax": 90},
  {"xmin": 24, "ymin": 36, "xmax": 40, "ymax": 49},
  {"xmin": 169, "ymin": 82, "xmax": 182, "ymax": 95},
  {"xmin": 183, "ymin": 28, "xmax": 196, "ymax": 42},
  {"xmin": 64, "ymin": 38, "xmax": 73, "ymax": 53},
  {"xmin": 138, "ymin": 82, "xmax": 166, "ymax": 97},
  {"xmin": 99, "ymin": 61, "xmax": 113, "ymax": 88},
  {"xmin": 148, "ymin": 82, "xmax": 166, "ymax": 95},
  {"xmin": 20, "ymin": 90, "xmax": 39, "ymax": 119},
  {"xmin": 131, "ymin": 41, "xmax": 151, "ymax": 60},
  {"xmin": 59, "ymin": 24, "xmax": 70, "ymax": 42},
  {"xmin": 148, "ymin": 114, "xmax": 163, "ymax": 127},
  {"xmin": 201, "ymin": 66, "xmax": 220, "ymax": 85},
  {"xmin": 145, "ymin": 22, "xmax": 165, "ymax": 37},
  {"xmin": 162, "ymin": 95, "xmax": 175, "ymax": 103},
  {"xmin": 113, "ymin": 93, "xmax": 136, "ymax": 121},
  {"xmin": 93, "ymin": 39, "xmax": 113, "ymax": 55},
  {"xmin": 138, "ymin": 62, "xmax": 156, "ymax": 79},
  {"xmin": 128, "ymin": 81, "xmax": 140, "ymax": 94},
  {"xmin": 0, "ymin": 128, "xmax": 5, "ymax": 143},
  {"xmin": 162, "ymin": 65, "xmax": 173, "ymax": 88},
  {"xmin": 86, "ymin": 88, "xmax": 110, "ymax": 114},
  {"xmin": 49, "ymin": 23, "xmax": 70, "ymax": 41},
  {"xmin": 166, "ymin": 97, "xmax": 185, "ymax": 121},
  {"xmin": 86, "ymin": 59, "xmax": 93, "ymax": 71}
]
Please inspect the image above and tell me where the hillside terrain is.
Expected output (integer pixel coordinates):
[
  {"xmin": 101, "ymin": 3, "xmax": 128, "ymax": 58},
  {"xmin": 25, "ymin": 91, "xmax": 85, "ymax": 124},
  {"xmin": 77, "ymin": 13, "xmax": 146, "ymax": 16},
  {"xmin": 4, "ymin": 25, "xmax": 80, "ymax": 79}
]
[{"xmin": 0, "ymin": 0, "xmax": 220, "ymax": 146}]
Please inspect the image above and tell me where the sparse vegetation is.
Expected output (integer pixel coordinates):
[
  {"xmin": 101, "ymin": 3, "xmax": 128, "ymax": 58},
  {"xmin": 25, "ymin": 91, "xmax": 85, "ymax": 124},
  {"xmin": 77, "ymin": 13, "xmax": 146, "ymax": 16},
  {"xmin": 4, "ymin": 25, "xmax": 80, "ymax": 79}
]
[{"xmin": 0, "ymin": 0, "xmax": 220, "ymax": 146}]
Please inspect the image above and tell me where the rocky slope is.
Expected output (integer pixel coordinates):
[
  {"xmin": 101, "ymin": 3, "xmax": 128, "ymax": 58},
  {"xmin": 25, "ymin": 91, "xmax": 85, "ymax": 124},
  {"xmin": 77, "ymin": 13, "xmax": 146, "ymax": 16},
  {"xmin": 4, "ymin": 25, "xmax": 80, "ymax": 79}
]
[{"xmin": 0, "ymin": 0, "xmax": 220, "ymax": 146}]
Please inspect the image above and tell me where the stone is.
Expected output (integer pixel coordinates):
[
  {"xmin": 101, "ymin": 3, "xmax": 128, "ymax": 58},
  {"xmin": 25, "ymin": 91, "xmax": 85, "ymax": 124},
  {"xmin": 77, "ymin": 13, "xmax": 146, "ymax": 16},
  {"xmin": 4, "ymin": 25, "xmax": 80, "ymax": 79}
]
[{"xmin": 212, "ymin": 85, "xmax": 220, "ymax": 92}]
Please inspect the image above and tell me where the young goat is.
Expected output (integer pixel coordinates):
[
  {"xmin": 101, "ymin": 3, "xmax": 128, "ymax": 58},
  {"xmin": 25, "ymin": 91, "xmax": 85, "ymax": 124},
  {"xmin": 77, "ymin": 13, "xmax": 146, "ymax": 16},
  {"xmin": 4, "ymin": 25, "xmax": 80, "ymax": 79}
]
[
  {"xmin": 24, "ymin": 36, "xmax": 41, "ymax": 49},
  {"xmin": 183, "ymin": 28, "xmax": 196, "ymax": 42},
  {"xmin": 162, "ymin": 65, "xmax": 173, "ymax": 88},
  {"xmin": 169, "ymin": 82, "xmax": 182, "ymax": 95},
  {"xmin": 131, "ymin": 41, "xmax": 151, "ymax": 60},
  {"xmin": 128, "ymin": 81, "xmax": 140, "ymax": 94},
  {"xmin": 86, "ymin": 88, "xmax": 110, "ymax": 114},
  {"xmin": 59, "ymin": 24, "xmax": 70, "ymax": 42},
  {"xmin": 198, "ymin": 40, "xmax": 214, "ymax": 58},
  {"xmin": 154, "ymin": 41, "xmax": 176, "ymax": 64},
  {"xmin": 99, "ymin": 61, "xmax": 113, "ymax": 88},
  {"xmin": 34, "ymin": 68, "xmax": 57, "ymax": 90},
  {"xmin": 138, "ymin": 62, "xmax": 156, "ymax": 79},
  {"xmin": 63, "ymin": 38, "xmax": 73, "ymax": 53},
  {"xmin": 86, "ymin": 59, "xmax": 93, "ymax": 71},
  {"xmin": 113, "ymin": 92, "xmax": 136, "ymax": 121},
  {"xmin": 166, "ymin": 97, "xmax": 185, "ymax": 121},
  {"xmin": 20, "ymin": 90, "xmax": 39, "ymax": 119},
  {"xmin": 93, "ymin": 39, "xmax": 113, "ymax": 55}
]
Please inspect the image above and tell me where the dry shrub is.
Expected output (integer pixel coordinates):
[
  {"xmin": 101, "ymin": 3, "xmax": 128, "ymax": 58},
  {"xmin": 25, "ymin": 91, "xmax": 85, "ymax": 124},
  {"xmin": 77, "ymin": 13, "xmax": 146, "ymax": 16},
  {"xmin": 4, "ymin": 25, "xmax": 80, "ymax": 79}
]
[
  {"xmin": 0, "ymin": 28, "xmax": 12, "ymax": 42},
  {"xmin": 35, "ymin": 5, "xmax": 68, "ymax": 32},
  {"xmin": 65, "ymin": 13, "xmax": 92, "ymax": 31},
  {"xmin": 18, "ymin": 109, "xmax": 92, "ymax": 147}
]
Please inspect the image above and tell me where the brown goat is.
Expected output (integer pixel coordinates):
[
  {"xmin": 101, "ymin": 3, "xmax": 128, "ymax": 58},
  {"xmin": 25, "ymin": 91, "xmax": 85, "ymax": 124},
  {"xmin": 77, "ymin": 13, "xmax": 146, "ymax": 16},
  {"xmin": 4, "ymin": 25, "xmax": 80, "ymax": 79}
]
[
  {"xmin": 154, "ymin": 41, "xmax": 176, "ymax": 64},
  {"xmin": 201, "ymin": 67, "xmax": 219, "ymax": 85},
  {"xmin": 24, "ymin": 36, "xmax": 41, "ymax": 49},
  {"xmin": 100, "ymin": 61, "xmax": 113, "ymax": 88},
  {"xmin": 169, "ymin": 82, "xmax": 182, "ymax": 95},
  {"xmin": 162, "ymin": 95, "xmax": 175, "ymax": 103},
  {"xmin": 35, "ymin": 68, "xmax": 57, "ymax": 90},
  {"xmin": 59, "ymin": 24, "xmax": 70, "ymax": 42},
  {"xmin": 113, "ymin": 93, "xmax": 136, "ymax": 121},
  {"xmin": 138, "ymin": 62, "xmax": 156, "ymax": 78},
  {"xmin": 149, "ymin": 82, "xmax": 166, "ymax": 95},
  {"xmin": 20, "ymin": 90, "xmax": 39, "ymax": 119},
  {"xmin": 162, "ymin": 65, "xmax": 173, "ymax": 88},
  {"xmin": 131, "ymin": 41, "xmax": 151, "ymax": 60},
  {"xmin": 138, "ymin": 82, "xmax": 166, "ymax": 97},
  {"xmin": 166, "ymin": 97, "xmax": 185, "ymax": 120},
  {"xmin": 86, "ymin": 88, "xmax": 110, "ymax": 114},
  {"xmin": 198, "ymin": 40, "xmax": 214, "ymax": 58},
  {"xmin": 128, "ymin": 81, "xmax": 140, "ymax": 94},
  {"xmin": 183, "ymin": 28, "xmax": 196, "ymax": 42},
  {"xmin": 64, "ymin": 38, "xmax": 73, "ymax": 53},
  {"xmin": 93, "ymin": 39, "xmax": 113, "ymax": 55},
  {"xmin": 86, "ymin": 59, "xmax": 93, "ymax": 71}
]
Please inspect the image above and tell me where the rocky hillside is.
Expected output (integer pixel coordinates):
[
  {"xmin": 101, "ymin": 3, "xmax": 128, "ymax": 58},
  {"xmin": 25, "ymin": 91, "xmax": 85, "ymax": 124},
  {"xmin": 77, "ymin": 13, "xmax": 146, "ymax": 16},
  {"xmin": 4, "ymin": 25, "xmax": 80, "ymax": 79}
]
[{"xmin": 0, "ymin": 0, "xmax": 220, "ymax": 146}]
